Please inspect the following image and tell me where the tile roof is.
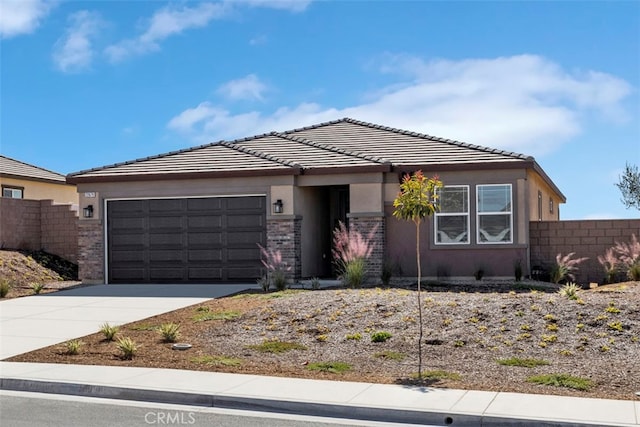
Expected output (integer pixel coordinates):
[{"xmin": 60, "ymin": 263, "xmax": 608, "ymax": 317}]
[
  {"xmin": 285, "ymin": 118, "xmax": 532, "ymax": 167},
  {"xmin": 0, "ymin": 155, "xmax": 68, "ymax": 184},
  {"xmin": 68, "ymin": 118, "xmax": 548, "ymax": 186}
]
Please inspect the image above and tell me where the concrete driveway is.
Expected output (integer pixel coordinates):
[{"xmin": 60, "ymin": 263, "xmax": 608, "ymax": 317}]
[{"xmin": 0, "ymin": 284, "xmax": 255, "ymax": 359}]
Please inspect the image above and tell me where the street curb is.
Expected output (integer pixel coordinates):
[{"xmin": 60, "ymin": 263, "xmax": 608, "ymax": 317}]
[{"xmin": 0, "ymin": 378, "xmax": 623, "ymax": 427}]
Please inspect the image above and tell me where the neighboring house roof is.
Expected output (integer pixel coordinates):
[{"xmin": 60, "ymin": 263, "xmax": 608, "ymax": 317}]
[
  {"xmin": 66, "ymin": 117, "xmax": 565, "ymax": 201},
  {"xmin": 0, "ymin": 155, "xmax": 68, "ymax": 184}
]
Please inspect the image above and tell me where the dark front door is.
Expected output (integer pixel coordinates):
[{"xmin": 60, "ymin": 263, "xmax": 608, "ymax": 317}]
[{"xmin": 107, "ymin": 196, "xmax": 266, "ymax": 283}]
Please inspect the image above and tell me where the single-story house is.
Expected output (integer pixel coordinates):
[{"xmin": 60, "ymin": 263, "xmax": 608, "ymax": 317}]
[
  {"xmin": 1, "ymin": 155, "xmax": 78, "ymax": 205},
  {"xmin": 67, "ymin": 118, "xmax": 565, "ymax": 284}
]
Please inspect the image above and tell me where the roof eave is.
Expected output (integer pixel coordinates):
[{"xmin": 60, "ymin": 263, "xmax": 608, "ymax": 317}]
[
  {"xmin": 1, "ymin": 172, "xmax": 71, "ymax": 186},
  {"xmin": 302, "ymin": 164, "xmax": 392, "ymax": 175},
  {"xmin": 391, "ymin": 160, "xmax": 529, "ymax": 173},
  {"xmin": 66, "ymin": 167, "xmax": 301, "ymax": 184}
]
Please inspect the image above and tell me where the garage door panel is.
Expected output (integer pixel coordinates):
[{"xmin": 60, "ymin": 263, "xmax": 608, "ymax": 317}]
[
  {"xmin": 227, "ymin": 248, "xmax": 261, "ymax": 261},
  {"xmin": 149, "ymin": 233, "xmax": 183, "ymax": 246},
  {"xmin": 227, "ymin": 197, "xmax": 263, "ymax": 210},
  {"xmin": 108, "ymin": 196, "xmax": 265, "ymax": 284},
  {"xmin": 149, "ymin": 250, "xmax": 184, "ymax": 262},
  {"xmin": 110, "ymin": 250, "xmax": 145, "ymax": 263},
  {"xmin": 187, "ymin": 215, "xmax": 222, "ymax": 229},
  {"xmin": 111, "ymin": 233, "xmax": 145, "ymax": 246},
  {"xmin": 110, "ymin": 268, "xmax": 146, "ymax": 282},
  {"xmin": 187, "ymin": 198, "xmax": 223, "ymax": 211},
  {"xmin": 228, "ymin": 214, "xmax": 264, "ymax": 228},
  {"xmin": 149, "ymin": 268, "xmax": 185, "ymax": 281},
  {"xmin": 188, "ymin": 268, "xmax": 223, "ymax": 280},
  {"xmin": 188, "ymin": 232, "xmax": 222, "ymax": 245},
  {"xmin": 111, "ymin": 217, "xmax": 145, "ymax": 230},
  {"xmin": 149, "ymin": 216, "xmax": 183, "ymax": 229},
  {"xmin": 188, "ymin": 249, "xmax": 222, "ymax": 262},
  {"xmin": 149, "ymin": 199, "xmax": 183, "ymax": 212},
  {"xmin": 227, "ymin": 266, "xmax": 262, "ymax": 279},
  {"xmin": 110, "ymin": 200, "xmax": 145, "ymax": 213}
]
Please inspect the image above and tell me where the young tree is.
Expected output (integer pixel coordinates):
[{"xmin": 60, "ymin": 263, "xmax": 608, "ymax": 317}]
[
  {"xmin": 392, "ymin": 171, "xmax": 442, "ymax": 378},
  {"xmin": 615, "ymin": 163, "xmax": 640, "ymax": 210}
]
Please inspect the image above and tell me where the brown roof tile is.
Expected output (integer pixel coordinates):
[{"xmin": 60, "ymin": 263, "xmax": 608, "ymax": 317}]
[{"xmin": 0, "ymin": 155, "xmax": 68, "ymax": 184}]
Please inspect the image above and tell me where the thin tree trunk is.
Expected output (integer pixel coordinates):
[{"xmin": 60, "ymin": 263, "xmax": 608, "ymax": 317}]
[{"xmin": 416, "ymin": 219, "xmax": 423, "ymax": 378}]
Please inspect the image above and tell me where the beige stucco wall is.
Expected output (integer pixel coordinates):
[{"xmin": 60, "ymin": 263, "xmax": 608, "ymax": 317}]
[
  {"xmin": 350, "ymin": 183, "xmax": 383, "ymax": 213},
  {"xmin": 1, "ymin": 177, "xmax": 77, "ymax": 205},
  {"xmin": 77, "ymin": 175, "xmax": 294, "ymax": 221},
  {"xmin": 526, "ymin": 170, "xmax": 562, "ymax": 221}
]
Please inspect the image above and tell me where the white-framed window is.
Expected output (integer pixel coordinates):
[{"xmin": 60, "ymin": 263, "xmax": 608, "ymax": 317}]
[
  {"xmin": 435, "ymin": 185, "xmax": 469, "ymax": 245},
  {"xmin": 2, "ymin": 186, "xmax": 23, "ymax": 199},
  {"xmin": 477, "ymin": 184, "xmax": 512, "ymax": 244}
]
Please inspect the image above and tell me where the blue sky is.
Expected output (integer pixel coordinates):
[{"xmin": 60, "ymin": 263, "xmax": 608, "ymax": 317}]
[{"xmin": 1, "ymin": 0, "xmax": 639, "ymax": 220}]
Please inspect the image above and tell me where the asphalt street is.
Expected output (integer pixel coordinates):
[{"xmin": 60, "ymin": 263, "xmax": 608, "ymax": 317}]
[{"xmin": 0, "ymin": 391, "xmax": 434, "ymax": 427}]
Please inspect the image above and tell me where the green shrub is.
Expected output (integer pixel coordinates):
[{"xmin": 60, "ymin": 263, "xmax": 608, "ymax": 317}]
[
  {"xmin": 116, "ymin": 337, "xmax": 138, "ymax": 360},
  {"xmin": 100, "ymin": 322, "xmax": 119, "ymax": 341},
  {"xmin": 558, "ymin": 282, "xmax": 581, "ymax": 300},
  {"xmin": 341, "ymin": 258, "xmax": 366, "ymax": 289},
  {"xmin": 30, "ymin": 282, "xmax": 45, "ymax": 294},
  {"xmin": 497, "ymin": 357, "xmax": 549, "ymax": 368},
  {"xmin": 0, "ymin": 279, "xmax": 11, "ymax": 298},
  {"xmin": 608, "ymin": 321, "xmax": 624, "ymax": 332},
  {"xmin": 306, "ymin": 361, "xmax": 351, "ymax": 373},
  {"xmin": 527, "ymin": 373, "xmax": 592, "ymax": 391},
  {"xmin": 371, "ymin": 331, "xmax": 392, "ymax": 343},
  {"xmin": 345, "ymin": 333, "xmax": 362, "ymax": 341},
  {"xmin": 158, "ymin": 323, "xmax": 181, "ymax": 342},
  {"xmin": 628, "ymin": 262, "xmax": 640, "ymax": 281},
  {"xmin": 64, "ymin": 339, "xmax": 83, "ymax": 355},
  {"xmin": 257, "ymin": 275, "xmax": 270, "ymax": 292}
]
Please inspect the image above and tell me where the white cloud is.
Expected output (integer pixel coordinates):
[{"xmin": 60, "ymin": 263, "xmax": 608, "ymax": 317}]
[
  {"xmin": 52, "ymin": 11, "xmax": 103, "ymax": 73},
  {"xmin": 0, "ymin": 0, "xmax": 54, "ymax": 38},
  {"xmin": 105, "ymin": 2, "xmax": 227, "ymax": 63},
  {"xmin": 167, "ymin": 54, "xmax": 632, "ymax": 156},
  {"xmin": 217, "ymin": 74, "xmax": 268, "ymax": 101}
]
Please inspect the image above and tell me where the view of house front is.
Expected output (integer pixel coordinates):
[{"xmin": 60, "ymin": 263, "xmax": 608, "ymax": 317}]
[{"xmin": 67, "ymin": 118, "xmax": 565, "ymax": 285}]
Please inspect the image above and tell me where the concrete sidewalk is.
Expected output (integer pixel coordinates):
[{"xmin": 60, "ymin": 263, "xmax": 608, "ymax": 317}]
[
  {"xmin": 1, "ymin": 362, "xmax": 638, "ymax": 426},
  {"xmin": 0, "ymin": 284, "xmax": 253, "ymax": 359}
]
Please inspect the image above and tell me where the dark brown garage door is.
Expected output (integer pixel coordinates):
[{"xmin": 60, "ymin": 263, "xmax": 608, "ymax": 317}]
[{"xmin": 107, "ymin": 196, "xmax": 266, "ymax": 283}]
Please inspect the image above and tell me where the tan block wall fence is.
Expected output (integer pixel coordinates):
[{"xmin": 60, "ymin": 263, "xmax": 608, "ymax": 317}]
[
  {"xmin": 0, "ymin": 198, "xmax": 78, "ymax": 263},
  {"xmin": 530, "ymin": 219, "xmax": 640, "ymax": 284}
]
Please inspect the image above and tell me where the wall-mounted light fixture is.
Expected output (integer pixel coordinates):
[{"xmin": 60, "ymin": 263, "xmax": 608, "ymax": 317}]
[
  {"xmin": 83, "ymin": 205, "xmax": 94, "ymax": 218},
  {"xmin": 272, "ymin": 199, "xmax": 283, "ymax": 214}
]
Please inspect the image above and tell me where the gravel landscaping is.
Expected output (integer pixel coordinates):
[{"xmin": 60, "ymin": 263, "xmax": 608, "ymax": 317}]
[{"xmin": 7, "ymin": 280, "xmax": 639, "ymax": 401}]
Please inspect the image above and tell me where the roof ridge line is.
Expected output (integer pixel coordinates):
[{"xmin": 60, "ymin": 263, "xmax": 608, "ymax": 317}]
[
  {"xmin": 342, "ymin": 118, "xmax": 533, "ymax": 161},
  {"xmin": 281, "ymin": 117, "xmax": 349, "ymax": 134},
  {"xmin": 220, "ymin": 140, "xmax": 302, "ymax": 169},
  {"xmin": 274, "ymin": 132, "xmax": 391, "ymax": 165},
  {"xmin": 1, "ymin": 155, "xmax": 66, "ymax": 178}
]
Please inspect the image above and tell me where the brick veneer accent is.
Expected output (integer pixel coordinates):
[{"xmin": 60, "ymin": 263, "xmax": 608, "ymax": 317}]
[
  {"xmin": 78, "ymin": 220, "xmax": 104, "ymax": 283},
  {"xmin": 0, "ymin": 198, "xmax": 78, "ymax": 262},
  {"xmin": 530, "ymin": 219, "xmax": 640, "ymax": 283},
  {"xmin": 267, "ymin": 216, "xmax": 301, "ymax": 280},
  {"xmin": 348, "ymin": 214, "xmax": 385, "ymax": 281}
]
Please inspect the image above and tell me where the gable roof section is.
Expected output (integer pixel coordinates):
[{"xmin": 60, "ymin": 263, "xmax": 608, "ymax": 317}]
[
  {"xmin": 66, "ymin": 118, "xmax": 563, "ymax": 201},
  {"xmin": 285, "ymin": 118, "xmax": 532, "ymax": 168},
  {"xmin": 0, "ymin": 155, "xmax": 69, "ymax": 184},
  {"xmin": 67, "ymin": 140, "xmax": 299, "ymax": 183}
]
